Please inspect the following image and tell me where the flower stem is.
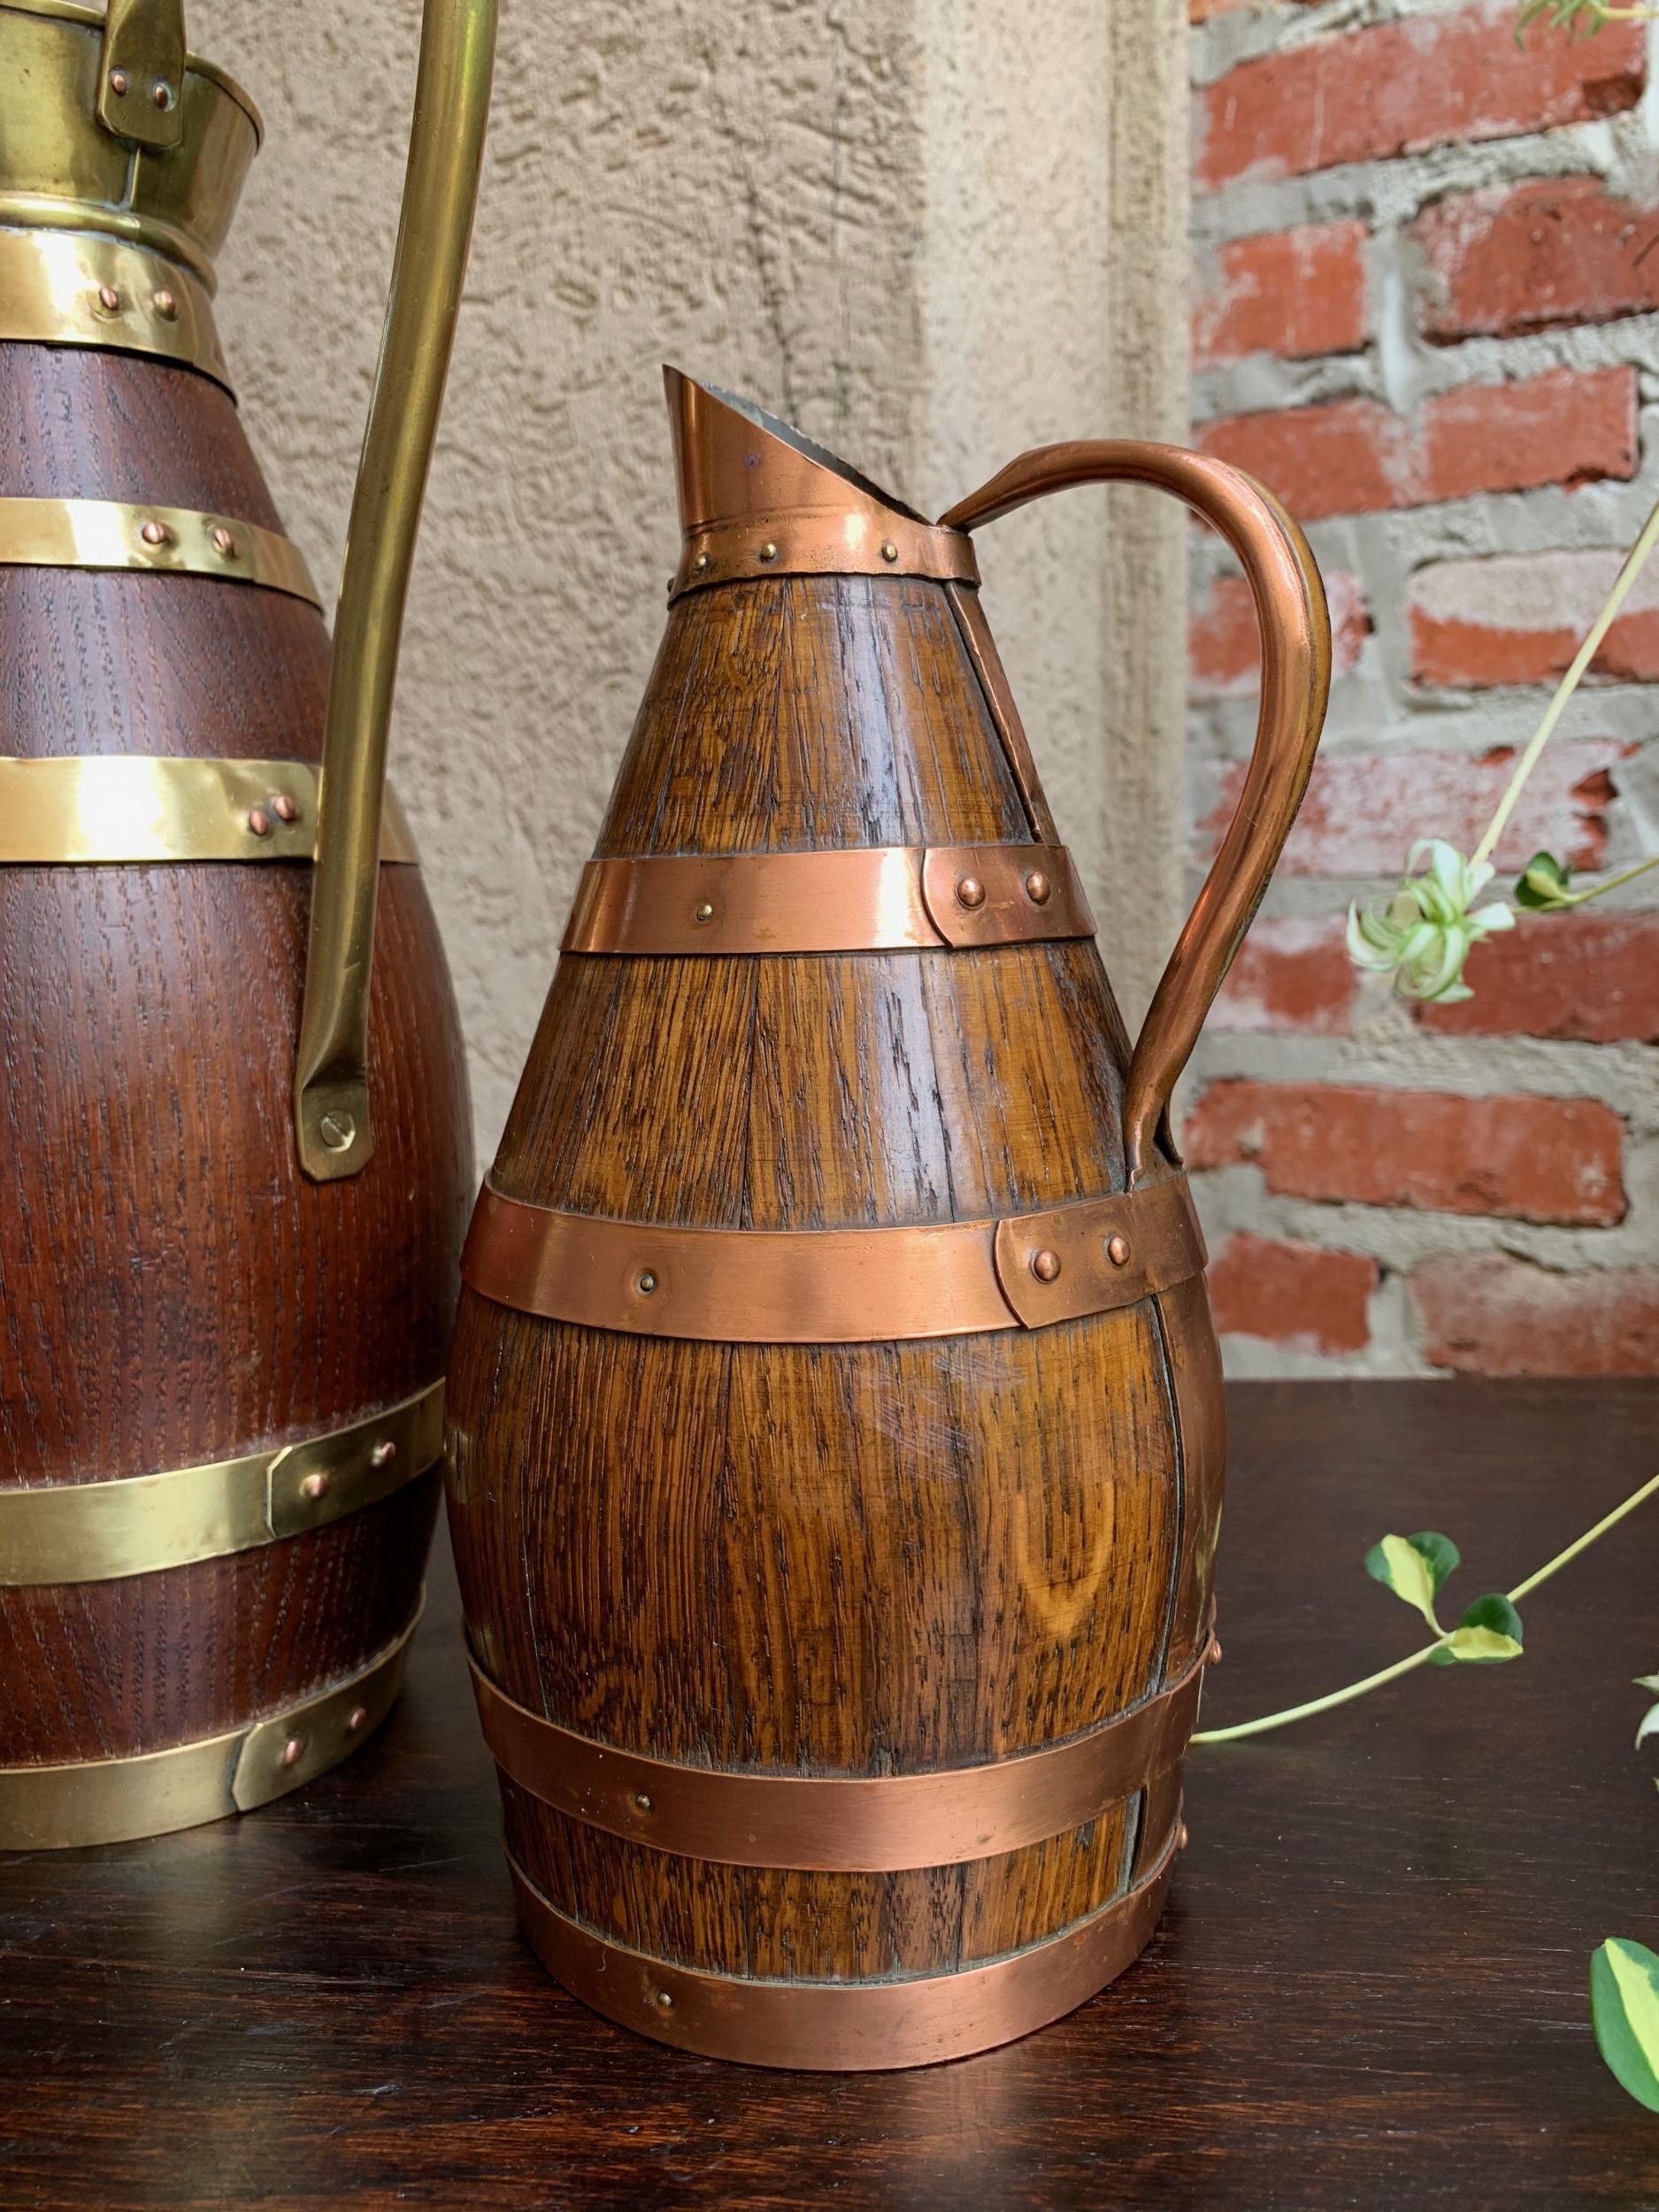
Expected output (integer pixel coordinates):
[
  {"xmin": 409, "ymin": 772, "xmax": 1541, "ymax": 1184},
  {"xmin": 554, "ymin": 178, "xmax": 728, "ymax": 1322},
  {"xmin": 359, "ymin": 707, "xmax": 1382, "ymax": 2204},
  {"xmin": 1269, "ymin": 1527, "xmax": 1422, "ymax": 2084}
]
[
  {"xmin": 1192, "ymin": 1465, "xmax": 1659, "ymax": 1747},
  {"xmin": 1471, "ymin": 492, "xmax": 1659, "ymax": 874},
  {"xmin": 1561, "ymin": 850, "xmax": 1659, "ymax": 909}
]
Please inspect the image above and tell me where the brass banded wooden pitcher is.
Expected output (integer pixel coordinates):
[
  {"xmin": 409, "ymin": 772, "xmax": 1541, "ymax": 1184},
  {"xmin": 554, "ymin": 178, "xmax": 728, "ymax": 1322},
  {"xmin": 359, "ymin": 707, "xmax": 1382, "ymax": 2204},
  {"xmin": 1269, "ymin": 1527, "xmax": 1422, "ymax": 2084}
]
[
  {"xmin": 0, "ymin": 0, "xmax": 495, "ymax": 1848},
  {"xmin": 446, "ymin": 371, "xmax": 1330, "ymax": 2070}
]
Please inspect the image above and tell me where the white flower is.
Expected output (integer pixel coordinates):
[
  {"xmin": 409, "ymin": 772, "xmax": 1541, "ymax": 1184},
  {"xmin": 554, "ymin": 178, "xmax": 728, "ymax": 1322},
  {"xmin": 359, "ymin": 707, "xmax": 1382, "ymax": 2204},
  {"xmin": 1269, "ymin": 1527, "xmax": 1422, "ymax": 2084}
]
[{"xmin": 1347, "ymin": 840, "xmax": 1516, "ymax": 1005}]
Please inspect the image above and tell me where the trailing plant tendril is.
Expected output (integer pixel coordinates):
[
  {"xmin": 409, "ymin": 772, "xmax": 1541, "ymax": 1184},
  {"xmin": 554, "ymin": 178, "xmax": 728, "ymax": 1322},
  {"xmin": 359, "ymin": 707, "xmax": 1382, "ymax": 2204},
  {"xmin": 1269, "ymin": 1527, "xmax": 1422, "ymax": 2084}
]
[{"xmin": 1192, "ymin": 1466, "xmax": 1659, "ymax": 1746}]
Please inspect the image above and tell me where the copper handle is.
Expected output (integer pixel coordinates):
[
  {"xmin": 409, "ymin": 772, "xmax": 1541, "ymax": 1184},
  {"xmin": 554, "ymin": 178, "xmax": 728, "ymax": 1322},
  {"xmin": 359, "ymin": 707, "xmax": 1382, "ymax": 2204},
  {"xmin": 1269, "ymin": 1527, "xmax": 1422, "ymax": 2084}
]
[
  {"xmin": 941, "ymin": 442, "xmax": 1331, "ymax": 1186},
  {"xmin": 291, "ymin": 0, "xmax": 498, "ymax": 1181}
]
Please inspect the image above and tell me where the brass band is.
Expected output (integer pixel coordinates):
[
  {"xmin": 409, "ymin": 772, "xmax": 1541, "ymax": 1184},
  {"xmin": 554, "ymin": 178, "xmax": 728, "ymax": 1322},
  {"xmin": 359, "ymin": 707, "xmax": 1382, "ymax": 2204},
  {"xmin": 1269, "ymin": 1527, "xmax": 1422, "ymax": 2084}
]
[
  {"xmin": 472, "ymin": 1633, "xmax": 1205, "ymax": 1872},
  {"xmin": 561, "ymin": 842, "xmax": 1094, "ymax": 957},
  {"xmin": 0, "ymin": 1596, "xmax": 423, "ymax": 1852},
  {"xmin": 508, "ymin": 1815, "xmax": 1179, "ymax": 2071},
  {"xmin": 0, "ymin": 757, "xmax": 421, "ymax": 865},
  {"xmin": 0, "ymin": 227, "xmax": 232, "ymax": 390},
  {"xmin": 0, "ymin": 1381, "xmax": 443, "ymax": 1586},
  {"xmin": 670, "ymin": 509, "xmax": 979, "ymax": 600},
  {"xmin": 461, "ymin": 1172, "xmax": 1206, "ymax": 1345},
  {"xmin": 0, "ymin": 499, "xmax": 320, "ymax": 605}
]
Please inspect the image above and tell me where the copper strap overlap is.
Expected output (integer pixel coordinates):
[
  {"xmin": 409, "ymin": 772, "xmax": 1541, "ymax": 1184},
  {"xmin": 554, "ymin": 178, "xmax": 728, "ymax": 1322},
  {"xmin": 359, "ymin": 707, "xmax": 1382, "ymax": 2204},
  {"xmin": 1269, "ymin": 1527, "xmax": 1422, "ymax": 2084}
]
[
  {"xmin": 0, "ymin": 498, "xmax": 321, "ymax": 605},
  {"xmin": 670, "ymin": 511, "xmax": 978, "ymax": 599},
  {"xmin": 472, "ymin": 1637, "xmax": 1204, "ymax": 1871},
  {"xmin": 0, "ymin": 227, "xmax": 232, "ymax": 389},
  {"xmin": 461, "ymin": 1173, "xmax": 1205, "ymax": 1345},
  {"xmin": 0, "ymin": 757, "xmax": 420, "ymax": 865},
  {"xmin": 0, "ymin": 1594, "xmax": 423, "ymax": 1853},
  {"xmin": 508, "ymin": 1816, "xmax": 1179, "ymax": 2071},
  {"xmin": 0, "ymin": 1379, "xmax": 444, "ymax": 1586},
  {"xmin": 562, "ymin": 842, "xmax": 1094, "ymax": 956}
]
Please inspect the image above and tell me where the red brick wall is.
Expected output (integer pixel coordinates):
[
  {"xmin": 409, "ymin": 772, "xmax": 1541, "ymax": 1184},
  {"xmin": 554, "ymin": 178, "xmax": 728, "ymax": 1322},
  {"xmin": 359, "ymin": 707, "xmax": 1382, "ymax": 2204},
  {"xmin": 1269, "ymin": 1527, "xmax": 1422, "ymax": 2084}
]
[{"xmin": 1187, "ymin": 0, "xmax": 1659, "ymax": 1377}]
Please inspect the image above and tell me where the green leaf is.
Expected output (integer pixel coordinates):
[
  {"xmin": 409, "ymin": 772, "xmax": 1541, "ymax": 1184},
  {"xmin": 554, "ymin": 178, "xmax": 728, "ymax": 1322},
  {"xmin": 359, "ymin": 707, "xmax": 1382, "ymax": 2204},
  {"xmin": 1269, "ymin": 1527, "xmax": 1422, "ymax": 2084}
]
[
  {"xmin": 1443, "ymin": 1592, "xmax": 1525, "ymax": 1663},
  {"xmin": 1634, "ymin": 1675, "xmax": 1659, "ymax": 1694},
  {"xmin": 1515, "ymin": 850, "xmax": 1576, "ymax": 910},
  {"xmin": 1364, "ymin": 1532, "xmax": 1459, "ymax": 1630},
  {"xmin": 1636, "ymin": 1703, "xmax": 1659, "ymax": 1751},
  {"xmin": 1593, "ymin": 1940, "xmax": 1659, "ymax": 2113}
]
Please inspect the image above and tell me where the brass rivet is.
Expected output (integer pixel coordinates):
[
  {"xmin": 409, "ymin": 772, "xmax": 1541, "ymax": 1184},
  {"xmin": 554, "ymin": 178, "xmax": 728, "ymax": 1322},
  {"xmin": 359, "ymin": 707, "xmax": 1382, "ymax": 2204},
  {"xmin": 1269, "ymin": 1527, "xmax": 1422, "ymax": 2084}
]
[
  {"xmin": 153, "ymin": 288, "xmax": 178, "ymax": 322},
  {"xmin": 694, "ymin": 551, "xmax": 710, "ymax": 573},
  {"xmin": 108, "ymin": 68, "xmax": 128, "ymax": 96},
  {"xmin": 757, "ymin": 541, "xmax": 779, "ymax": 563},
  {"xmin": 280, "ymin": 1736, "xmax": 306, "ymax": 1769},
  {"xmin": 1106, "ymin": 1233, "xmax": 1131, "ymax": 1268},
  {"xmin": 247, "ymin": 807, "xmax": 273, "ymax": 838},
  {"xmin": 211, "ymin": 526, "xmax": 239, "ymax": 557},
  {"xmin": 300, "ymin": 1471, "xmax": 331, "ymax": 1503},
  {"xmin": 319, "ymin": 1110, "xmax": 357, "ymax": 1153},
  {"xmin": 956, "ymin": 875, "xmax": 986, "ymax": 910},
  {"xmin": 693, "ymin": 900, "xmax": 715, "ymax": 925},
  {"xmin": 370, "ymin": 1440, "xmax": 397, "ymax": 1469},
  {"xmin": 139, "ymin": 518, "xmax": 172, "ymax": 548},
  {"xmin": 655, "ymin": 1991, "xmax": 674, "ymax": 2010},
  {"xmin": 96, "ymin": 285, "xmax": 121, "ymax": 315},
  {"xmin": 1031, "ymin": 1248, "xmax": 1062, "ymax": 1284},
  {"xmin": 880, "ymin": 541, "xmax": 898, "ymax": 563},
  {"xmin": 347, "ymin": 1705, "xmax": 369, "ymax": 1733},
  {"xmin": 271, "ymin": 792, "xmax": 300, "ymax": 823},
  {"xmin": 152, "ymin": 79, "xmax": 172, "ymax": 109},
  {"xmin": 1178, "ymin": 1823, "xmax": 1191, "ymax": 1851},
  {"xmin": 1025, "ymin": 870, "xmax": 1051, "ymax": 905},
  {"xmin": 636, "ymin": 1270, "xmax": 658, "ymax": 1296},
  {"xmin": 634, "ymin": 1792, "xmax": 652, "ymax": 1813}
]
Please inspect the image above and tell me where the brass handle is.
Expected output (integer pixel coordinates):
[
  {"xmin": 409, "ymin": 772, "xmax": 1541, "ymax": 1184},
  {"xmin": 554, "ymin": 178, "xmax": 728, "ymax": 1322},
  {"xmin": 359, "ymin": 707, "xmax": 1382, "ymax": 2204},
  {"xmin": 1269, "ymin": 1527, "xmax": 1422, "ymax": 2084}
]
[
  {"xmin": 941, "ymin": 443, "xmax": 1331, "ymax": 1187},
  {"xmin": 292, "ymin": 0, "xmax": 498, "ymax": 1181}
]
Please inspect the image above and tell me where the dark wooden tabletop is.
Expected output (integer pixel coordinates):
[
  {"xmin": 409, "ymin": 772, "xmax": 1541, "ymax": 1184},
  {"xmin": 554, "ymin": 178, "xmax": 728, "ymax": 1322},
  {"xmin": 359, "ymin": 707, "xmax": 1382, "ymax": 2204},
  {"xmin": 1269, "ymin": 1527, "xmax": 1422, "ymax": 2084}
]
[{"xmin": 4, "ymin": 1379, "xmax": 1658, "ymax": 2210}]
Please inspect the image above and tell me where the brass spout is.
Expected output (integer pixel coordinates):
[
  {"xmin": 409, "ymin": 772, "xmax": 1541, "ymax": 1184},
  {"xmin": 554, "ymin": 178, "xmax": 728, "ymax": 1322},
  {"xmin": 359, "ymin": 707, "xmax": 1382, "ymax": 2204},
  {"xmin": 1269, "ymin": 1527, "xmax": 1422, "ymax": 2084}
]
[{"xmin": 292, "ymin": 0, "xmax": 497, "ymax": 1182}]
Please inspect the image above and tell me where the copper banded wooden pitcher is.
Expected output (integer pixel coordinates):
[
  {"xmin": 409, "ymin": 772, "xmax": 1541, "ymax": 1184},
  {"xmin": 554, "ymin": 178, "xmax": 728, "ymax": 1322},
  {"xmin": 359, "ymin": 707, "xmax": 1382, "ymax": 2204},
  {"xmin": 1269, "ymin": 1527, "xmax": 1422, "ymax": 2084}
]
[
  {"xmin": 0, "ymin": 0, "xmax": 495, "ymax": 1848},
  {"xmin": 446, "ymin": 371, "xmax": 1330, "ymax": 2069}
]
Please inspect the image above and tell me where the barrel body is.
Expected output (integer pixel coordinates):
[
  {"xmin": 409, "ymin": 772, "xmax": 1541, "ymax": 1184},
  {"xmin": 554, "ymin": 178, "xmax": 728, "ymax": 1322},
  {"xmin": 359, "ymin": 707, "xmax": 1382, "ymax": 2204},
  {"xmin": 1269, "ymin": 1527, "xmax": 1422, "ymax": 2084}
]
[
  {"xmin": 0, "ymin": 4, "xmax": 472, "ymax": 1847},
  {"xmin": 447, "ymin": 534, "xmax": 1225, "ymax": 2067}
]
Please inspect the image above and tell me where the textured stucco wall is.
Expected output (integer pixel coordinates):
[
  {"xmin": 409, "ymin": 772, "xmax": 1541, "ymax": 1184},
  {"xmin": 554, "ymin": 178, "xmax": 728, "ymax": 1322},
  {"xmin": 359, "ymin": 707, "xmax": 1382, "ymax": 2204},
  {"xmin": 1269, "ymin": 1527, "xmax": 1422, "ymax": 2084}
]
[{"xmin": 192, "ymin": 0, "xmax": 1189, "ymax": 1160}]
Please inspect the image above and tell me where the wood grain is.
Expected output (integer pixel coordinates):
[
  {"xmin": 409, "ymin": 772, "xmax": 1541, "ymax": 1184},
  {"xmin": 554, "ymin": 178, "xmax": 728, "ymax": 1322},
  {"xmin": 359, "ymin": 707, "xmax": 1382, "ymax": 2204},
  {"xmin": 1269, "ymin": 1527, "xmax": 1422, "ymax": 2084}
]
[
  {"xmin": 6, "ymin": 1380, "xmax": 1657, "ymax": 2210},
  {"xmin": 0, "ymin": 344, "xmax": 472, "ymax": 1768},
  {"xmin": 445, "ymin": 566, "xmax": 1218, "ymax": 2003}
]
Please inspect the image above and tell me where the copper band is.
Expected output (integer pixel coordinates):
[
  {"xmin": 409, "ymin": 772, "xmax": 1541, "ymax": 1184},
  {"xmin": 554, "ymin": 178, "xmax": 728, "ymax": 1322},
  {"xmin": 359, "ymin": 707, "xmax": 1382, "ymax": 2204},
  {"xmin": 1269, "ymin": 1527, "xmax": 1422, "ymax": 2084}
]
[
  {"xmin": 671, "ymin": 509, "xmax": 978, "ymax": 600},
  {"xmin": 0, "ymin": 757, "xmax": 420, "ymax": 866},
  {"xmin": 462, "ymin": 1173, "xmax": 1204, "ymax": 1345},
  {"xmin": 473, "ymin": 1637, "xmax": 1203, "ymax": 1871},
  {"xmin": 0, "ymin": 227, "xmax": 232, "ymax": 390},
  {"xmin": 562, "ymin": 842, "xmax": 1094, "ymax": 957},
  {"xmin": 0, "ymin": 498, "xmax": 321, "ymax": 605},
  {"xmin": 0, "ymin": 1380, "xmax": 443, "ymax": 1586},
  {"xmin": 0, "ymin": 1595, "xmax": 423, "ymax": 1853},
  {"xmin": 509, "ymin": 1816, "xmax": 1179, "ymax": 2071}
]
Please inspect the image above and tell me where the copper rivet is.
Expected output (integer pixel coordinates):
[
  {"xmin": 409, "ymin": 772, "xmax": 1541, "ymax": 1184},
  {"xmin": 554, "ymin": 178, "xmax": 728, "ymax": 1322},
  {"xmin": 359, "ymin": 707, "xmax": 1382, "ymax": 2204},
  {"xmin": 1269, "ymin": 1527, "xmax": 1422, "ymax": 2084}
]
[
  {"xmin": 880, "ymin": 541, "xmax": 898, "ymax": 563},
  {"xmin": 108, "ymin": 68, "xmax": 128, "ymax": 95},
  {"xmin": 1025, "ymin": 871, "xmax": 1051, "ymax": 905},
  {"xmin": 347, "ymin": 1706, "xmax": 369, "ymax": 1733},
  {"xmin": 655, "ymin": 1991, "xmax": 674, "ymax": 2010},
  {"xmin": 247, "ymin": 808, "xmax": 272, "ymax": 838},
  {"xmin": 370, "ymin": 1440, "xmax": 396, "ymax": 1469},
  {"xmin": 139, "ymin": 519, "xmax": 171, "ymax": 548},
  {"xmin": 1179, "ymin": 1823, "xmax": 1191, "ymax": 1850},
  {"xmin": 211, "ymin": 526, "xmax": 238, "ymax": 557},
  {"xmin": 694, "ymin": 551, "xmax": 710, "ymax": 573},
  {"xmin": 1210, "ymin": 1636, "xmax": 1223, "ymax": 1666},
  {"xmin": 637, "ymin": 1270, "xmax": 658, "ymax": 1296},
  {"xmin": 694, "ymin": 900, "xmax": 715, "ymax": 925},
  {"xmin": 153, "ymin": 288, "xmax": 178, "ymax": 321},
  {"xmin": 634, "ymin": 1792, "xmax": 652, "ymax": 1812},
  {"xmin": 271, "ymin": 792, "xmax": 300, "ymax": 823},
  {"xmin": 1031, "ymin": 1248, "xmax": 1062, "ymax": 1284},
  {"xmin": 152, "ymin": 80, "xmax": 172, "ymax": 109},
  {"xmin": 757, "ymin": 541, "xmax": 778, "ymax": 563},
  {"xmin": 300, "ymin": 1471, "xmax": 330, "ymax": 1503},
  {"xmin": 281, "ymin": 1736, "xmax": 306, "ymax": 1769},
  {"xmin": 96, "ymin": 285, "xmax": 121, "ymax": 314},
  {"xmin": 956, "ymin": 875, "xmax": 986, "ymax": 910},
  {"xmin": 1106, "ymin": 1233, "xmax": 1131, "ymax": 1268},
  {"xmin": 319, "ymin": 1111, "xmax": 356, "ymax": 1153}
]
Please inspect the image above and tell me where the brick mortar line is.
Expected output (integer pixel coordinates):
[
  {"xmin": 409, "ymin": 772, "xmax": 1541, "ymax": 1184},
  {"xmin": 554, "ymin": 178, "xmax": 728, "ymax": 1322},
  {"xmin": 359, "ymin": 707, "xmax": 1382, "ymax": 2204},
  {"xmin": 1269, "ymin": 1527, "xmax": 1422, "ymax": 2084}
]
[{"xmin": 1191, "ymin": 1027, "xmax": 1659, "ymax": 1120}]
